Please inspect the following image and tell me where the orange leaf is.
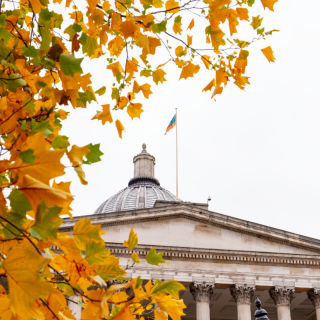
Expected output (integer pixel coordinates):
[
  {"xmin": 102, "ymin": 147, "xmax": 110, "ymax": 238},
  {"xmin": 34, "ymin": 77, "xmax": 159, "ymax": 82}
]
[
  {"xmin": 120, "ymin": 20, "xmax": 138, "ymax": 39},
  {"xmin": 127, "ymin": 103, "xmax": 144, "ymax": 120},
  {"xmin": 187, "ymin": 35, "xmax": 193, "ymax": 46},
  {"xmin": 153, "ymin": 69, "xmax": 167, "ymax": 85},
  {"xmin": 115, "ymin": 120, "xmax": 125, "ymax": 138},
  {"xmin": 92, "ymin": 104, "xmax": 113, "ymax": 125},
  {"xmin": 261, "ymin": 46, "xmax": 276, "ymax": 63},
  {"xmin": 67, "ymin": 145, "xmax": 90, "ymax": 167},
  {"xmin": 201, "ymin": 55, "xmax": 211, "ymax": 70},
  {"xmin": 187, "ymin": 18, "xmax": 194, "ymax": 30},
  {"xmin": 236, "ymin": 8, "xmax": 249, "ymax": 21},
  {"xmin": 202, "ymin": 79, "xmax": 215, "ymax": 92},
  {"xmin": 107, "ymin": 61, "xmax": 125, "ymax": 76},
  {"xmin": 179, "ymin": 62, "xmax": 200, "ymax": 80},
  {"xmin": 140, "ymin": 84, "xmax": 153, "ymax": 98},
  {"xmin": 261, "ymin": 0, "xmax": 278, "ymax": 11},
  {"xmin": 165, "ymin": 0, "xmax": 180, "ymax": 13}
]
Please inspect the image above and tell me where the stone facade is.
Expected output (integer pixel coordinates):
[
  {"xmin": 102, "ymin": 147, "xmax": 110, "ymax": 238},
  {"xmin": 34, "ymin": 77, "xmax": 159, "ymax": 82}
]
[{"xmin": 60, "ymin": 145, "xmax": 320, "ymax": 320}]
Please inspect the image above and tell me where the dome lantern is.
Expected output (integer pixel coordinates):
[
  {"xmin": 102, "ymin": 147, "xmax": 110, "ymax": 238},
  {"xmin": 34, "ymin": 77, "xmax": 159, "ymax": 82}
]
[{"xmin": 93, "ymin": 144, "xmax": 180, "ymax": 215}]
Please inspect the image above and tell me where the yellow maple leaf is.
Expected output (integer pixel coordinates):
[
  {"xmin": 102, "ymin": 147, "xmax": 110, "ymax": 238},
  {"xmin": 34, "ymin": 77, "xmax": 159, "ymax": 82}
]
[
  {"xmin": 153, "ymin": 69, "xmax": 167, "ymax": 85},
  {"xmin": 107, "ymin": 36, "xmax": 125, "ymax": 57},
  {"xmin": 175, "ymin": 45, "xmax": 187, "ymax": 57},
  {"xmin": 92, "ymin": 104, "xmax": 113, "ymax": 125},
  {"xmin": 67, "ymin": 145, "xmax": 90, "ymax": 167},
  {"xmin": 123, "ymin": 227, "xmax": 138, "ymax": 250},
  {"xmin": 115, "ymin": 119, "xmax": 125, "ymax": 138},
  {"xmin": 187, "ymin": 35, "xmax": 193, "ymax": 46},
  {"xmin": 173, "ymin": 22, "xmax": 182, "ymax": 35},
  {"xmin": 119, "ymin": 20, "xmax": 138, "ymax": 39},
  {"xmin": 29, "ymin": 0, "xmax": 45, "ymax": 13},
  {"xmin": 175, "ymin": 59, "xmax": 187, "ymax": 69},
  {"xmin": 261, "ymin": 0, "xmax": 278, "ymax": 11},
  {"xmin": 102, "ymin": 0, "xmax": 111, "ymax": 10},
  {"xmin": 251, "ymin": 15, "xmax": 263, "ymax": 30},
  {"xmin": 3, "ymin": 247, "xmax": 54, "ymax": 317},
  {"xmin": 234, "ymin": 49, "xmax": 249, "ymax": 73},
  {"xmin": 261, "ymin": 46, "xmax": 276, "ymax": 63},
  {"xmin": 11, "ymin": 132, "xmax": 65, "ymax": 185},
  {"xmin": 126, "ymin": 58, "xmax": 139, "ymax": 74},
  {"xmin": 165, "ymin": 0, "xmax": 180, "ymax": 13},
  {"xmin": 216, "ymin": 68, "xmax": 229, "ymax": 87},
  {"xmin": 17, "ymin": 174, "xmax": 74, "ymax": 212},
  {"xmin": 187, "ymin": 18, "xmax": 194, "ymax": 30},
  {"xmin": 201, "ymin": 55, "xmax": 211, "ymax": 70},
  {"xmin": 140, "ymin": 84, "xmax": 153, "ymax": 98},
  {"xmin": 179, "ymin": 62, "xmax": 200, "ymax": 80},
  {"xmin": 107, "ymin": 61, "xmax": 125, "ymax": 76},
  {"xmin": 202, "ymin": 79, "xmax": 215, "ymax": 92},
  {"xmin": 127, "ymin": 103, "xmax": 144, "ymax": 120},
  {"xmin": 212, "ymin": 86, "xmax": 223, "ymax": 100},
  {"xmin": 236, "ymin": 7, "xmax": 249, "ymax": 21}
]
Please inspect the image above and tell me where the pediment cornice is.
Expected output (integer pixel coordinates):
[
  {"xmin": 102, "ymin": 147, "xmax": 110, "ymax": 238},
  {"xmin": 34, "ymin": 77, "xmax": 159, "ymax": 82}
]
[{"xmin": 60, "ymin": 203, "xmax": 320, "ymax": 254}]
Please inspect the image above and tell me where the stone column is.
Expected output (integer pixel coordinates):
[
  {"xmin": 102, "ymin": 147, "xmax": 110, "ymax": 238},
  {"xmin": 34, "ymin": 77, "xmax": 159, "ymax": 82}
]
[
  {"xmin": 307, "ymin": 288, "xmax": 320, "ymax": 320},
  {"xmin": 269, "ymin": 286, "xmax": 294, "ymax": 320},
  {"xmin": 68, "ymin": 295, "xmax": 82, "ymax": 320},
  {"xmin": 230, "ymin": 284, "xmax": 255, "ymax": 320},
  {"xmin": 189, "ymin": 282, "xmax": 214, "ymax": 320}
]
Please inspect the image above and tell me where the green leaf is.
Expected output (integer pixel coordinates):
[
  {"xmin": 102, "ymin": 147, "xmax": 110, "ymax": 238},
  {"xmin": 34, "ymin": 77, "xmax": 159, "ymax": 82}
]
[
  {"xmin": 135, "ymin": 276, "xmax": 143, "ymax": 289},
  {"xmin": 152, "ymin": 21, "xmax": 167, "ymax": 33},
  {"xmin": 251, "ymin": 15, "xmax": 263, "ymax": 30},
  {"xmin": 8, "ymin": 190, "xmax": 32, "ymax": 216},
  {"xmin": 59, "ymin": 53, "xmax": 83, "ymax": 77},
  {"xmin": 19, "ymin": 149, "xmax": 36, "ymax": 164},
  {"xmin": 30, "ymin": 201, "xmax": 62, "ymax": 241},
  {"xmin": 248, "ymin": 0, "xmax": 255, "ymax": 6},
  {"xmin": 64, "ymin": 24, "xmax": 76, "ymax": 41},
  {"xmin": 140, "ymin": 70, "xmax": 152, "ymax": 77},
  {"xmin": 0, "ymin": 27, "xmax": 12, "ymax": 44},
  {"xmin": 83, "ymin": 143, "xmax": 103, "ymax": 164},
  {"xmin": 146, "ymin": 248, "xmax": 165, "ymax": 266},
  {"xmin": 0, "ymin": 15, "xmax": 6, "ymax": 27},
  {"xmin": 28, "ymin": 119, "xmax": 53, "ymax": 136},
  {"xmin": 152, "ymin": 280, "xmax": 185, "ymax": 299},
  {"xmin": 174, "ymin": 15, "xmax": 182, "ymax": 24},
  {"xmin": 57, "ymin": 283, "xmax": 74, "ymax": 296},
  {"xmin": 22, "ymin": 45, "xmax": 39, "ymax": 58},
  {"xmin": 1, "ymin": 59, "xmax": 17, "ymax": 70},
  {"xmin": 40, "ymin": 21, "xmax": 51, "ymax": 50},
  {"xmin": 95, "ymin": 258, "xmax": 126, "ymax": 281},
  {"xmin": 265, "ymin": 29, "xmax": 280, "ymax": 36},
  {"xmin": 257, "ymin": 27, "xmax": 265, "ymax": 35},
  {"xmin": 111, "ymin": 88, "xmax": 119, "ymax": 100},
  {"xmin": 77, "ymin": 86, "xmax": 96, "ymax": 107},
  {"xmin": 73, "ymin": 24, "xmax": 82, "ymax": 32},
  {"xmin": 82, "ymin": 35, "xmax": 98, "ymax": 57},
  {"xmin": 85, "ymin": 241, "xmax": 110, "ymax": 265},
  {"xmin": 95, "ymin": 86, "xmax": 106, "ymax": 96},
  {"xmin": 37, "ymin": 81, "xmax": 47, "ymax": 88},
  {"xmin": 52, "ymin": 135, "xmax": 70, "ymax": 151},
  {"xmin": 7, "ymin": 74, "xmax": 27, "ymax": 93}
]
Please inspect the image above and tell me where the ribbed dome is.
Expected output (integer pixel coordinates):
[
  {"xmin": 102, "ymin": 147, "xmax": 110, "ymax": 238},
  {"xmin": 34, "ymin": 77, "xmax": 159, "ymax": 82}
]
[{"xmin": 94, "ymin": 144, "xmax": 180, "ymax": 214}]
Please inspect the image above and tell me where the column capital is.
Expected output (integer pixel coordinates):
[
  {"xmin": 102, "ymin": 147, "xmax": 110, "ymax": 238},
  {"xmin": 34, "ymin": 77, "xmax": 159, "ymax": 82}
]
[
  {"xmin": 189, "ymin": 281, "xmax": 214, "ymax": 303},
  {"xmin": 230, "ymin": 284, "xmax": 255, "ymax": 305},
  {"xmin": 307, "ymin": 288, "xmax": 320, "ymax": 309},
  {"xmin": 269, "ymin": 286, "xmax": 295, "ymax": 306}
]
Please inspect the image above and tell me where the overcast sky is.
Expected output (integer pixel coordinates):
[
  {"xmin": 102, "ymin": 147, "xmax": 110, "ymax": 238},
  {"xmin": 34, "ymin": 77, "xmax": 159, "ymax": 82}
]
[{"xmin": 56, "ymin": 0, "xmax": 320, "ymax": 239}]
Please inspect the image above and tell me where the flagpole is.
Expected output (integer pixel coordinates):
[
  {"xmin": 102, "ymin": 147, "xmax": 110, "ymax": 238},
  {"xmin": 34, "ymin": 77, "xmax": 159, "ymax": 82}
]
[{"xmin": 176, "ymin": 108, "xmax": 178, "ymax": 201}]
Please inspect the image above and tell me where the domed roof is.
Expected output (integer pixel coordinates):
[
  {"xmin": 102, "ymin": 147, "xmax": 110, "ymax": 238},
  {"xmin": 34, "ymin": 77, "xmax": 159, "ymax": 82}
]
[{"xmin": 94, "ymin": 144, "xmax": 180, "ymax": 214}]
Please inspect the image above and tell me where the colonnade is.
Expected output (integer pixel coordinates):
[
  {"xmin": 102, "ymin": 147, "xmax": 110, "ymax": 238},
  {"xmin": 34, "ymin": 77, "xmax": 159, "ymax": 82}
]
[
  {"xmin": 68, "ymin": 283, "xmax": 320, "ymax": 320},
  {"xmin": 189, "ymin": 282, "xmax": 320, "ymax": 320}
]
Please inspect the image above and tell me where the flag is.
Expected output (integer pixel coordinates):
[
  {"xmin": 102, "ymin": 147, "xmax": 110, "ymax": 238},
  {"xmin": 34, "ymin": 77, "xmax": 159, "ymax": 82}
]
[{"xmin": 164, "ymin": 114, "xmax": 176, "ymax": 135}]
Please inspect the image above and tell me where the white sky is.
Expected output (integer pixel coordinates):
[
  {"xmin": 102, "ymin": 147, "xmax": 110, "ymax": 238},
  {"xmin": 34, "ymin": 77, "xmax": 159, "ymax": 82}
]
[{"xmin": 56, "ymin": 0, "xmax": 320, "ymax": 239}]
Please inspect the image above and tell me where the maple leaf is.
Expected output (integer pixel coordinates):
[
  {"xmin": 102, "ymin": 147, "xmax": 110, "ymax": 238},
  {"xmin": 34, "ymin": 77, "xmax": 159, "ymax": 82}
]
[
  {"xmin": 261, "ymin": 46, "xmax": 276, "ymax": 62},
  {"xmin": 261, "ymin": 0, "xmax": 278, "ymax": 11},
  {"xmin": 127, "ymin": 103, "xmax": 144, "ymax": 120},
  {"xmin": 187, "ymin": 18, "xmax": 194, "ymax": 30},
  {"xmin": 140, "ymin": 84, "xmax": 153, "ymax": 98},
  {"xmin": 179, "ymin": 62, "xmax": 200, "ymax": 80},
  {"xmin": 123, "ymin": 227, "xmax": 138, "ymax": 250},
  {"xmin": 3, "ymin": 246, "xmax": 54, "ymax": 317},
  {"xmin": 11, "ymin": 132, "xmax": 65, "ymax": 185},
  {"xmin": 120, "ymin": 20, "xmax": 138, "ymax": 39},
  {"xmin": 153, "ymin": 69, "xmax": 167, "ymax": 85},
  {"xmin": 175, "ymin": 59, "xmax": 187, "ymax": 69},
  {"xmin": 108, "ymin": 36, "xmax": 125, "ymax": 57},
  {"xmin": 202, "ymin": 79, "xmax": 215, "ymax": 92},
  {"xmin": 236, "ymin": 8, "xmax": 250, "ymax": 21},
  {"xmin": 146, "ymin": 248, "xmax": 165, "ymax": 266},
  {"xmin": 152, "ymin": 280, "xmax": 185, "ymax": 299},
  {"xmin": 92, "ymin": 104, "xmax": 113, "ymax": 125},
  {"xmin": 107, "ymin": 61, "xmax": 125, "ymax": 76},
  {"xmin": 30, "ymin": 201, "xmax": 63, "ymax": 240},
  {"xmin": 67, "ymin": 145, "xmax": 90, "ymax": 167},
  {"xmin": 94, "ymin": 255, "xmax": 126, "ymax": 280},
  {"xmin": 251, "ymin": 15, "xmax": 263, "ymax": 30},
  {"xmin": 201, "ymin": 55, "xmax": 211, "ymax": 70},
  {"xmin": 234, "ymin": 49, "xmax": 249, "ymax": 73},
  {"xmin": 165, "ymin": 0, "xmax": 180, "ymax": 13},
  {"xmin": 187, "ymin": 35, "xmax": 193, "ymax": 46},
  {"xmin": 73, "ymin": 218, "xmax": 103, "ymax": 251}
]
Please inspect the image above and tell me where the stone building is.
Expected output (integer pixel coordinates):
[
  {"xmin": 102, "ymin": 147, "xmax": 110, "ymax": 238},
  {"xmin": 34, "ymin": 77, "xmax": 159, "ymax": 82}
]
[{"xmin": 61, "ymin": 144, "xmax": 320, "ymax": 320}]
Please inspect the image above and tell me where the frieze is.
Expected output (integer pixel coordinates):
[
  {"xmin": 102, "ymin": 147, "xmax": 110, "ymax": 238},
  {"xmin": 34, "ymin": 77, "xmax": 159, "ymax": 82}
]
[{"xmin": 101, "ymin": 243, "xmax": 320, "ymax": 269}]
